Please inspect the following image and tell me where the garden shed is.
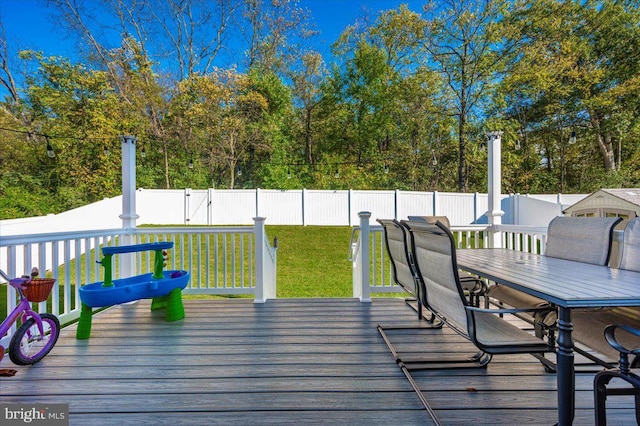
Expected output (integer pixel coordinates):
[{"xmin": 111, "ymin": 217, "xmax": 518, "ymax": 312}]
[{"xmin": 563, "ymin": 188, "xmax": 640, "ymax": 222}]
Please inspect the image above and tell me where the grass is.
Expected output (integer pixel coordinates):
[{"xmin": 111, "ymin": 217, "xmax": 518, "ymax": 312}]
[{"xmin": 267, "ymin": 225, "xmax": 355, "ymax": 298}]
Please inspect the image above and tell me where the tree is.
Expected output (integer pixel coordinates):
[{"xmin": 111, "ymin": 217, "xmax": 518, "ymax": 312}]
[
  {"xmin": 500, "ymin": 0, "xmax": 640, "ymax": 191},
  {"xmin": 422, "ymin": 0, "xmax": 512, "ymax": 191},
  {"xmin": 290, "ymin": 52, "xmax": 326, "ymax": 166},
  {"xmin": 45, "ymin": 0, "xmax": 241, "ymax": 81},
  {"xmin": 141, "ymin": 0, "xmax": 240, "ymax": 79},
  {"xmin": 22, "ymin": 55, "xmax": 124, "ymax": 206},
  {"xmin": 241, "ymin": 0, "xmax": 317, "ymax": 75}
]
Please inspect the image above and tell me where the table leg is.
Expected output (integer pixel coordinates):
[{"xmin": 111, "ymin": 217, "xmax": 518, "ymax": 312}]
[{"xmin": 556, "ymin": 306, "xmax": 575, "ymax": 425}]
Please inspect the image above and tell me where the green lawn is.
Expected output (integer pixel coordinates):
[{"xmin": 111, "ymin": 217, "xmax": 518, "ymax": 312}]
[{"xmin": 267, "ymin": 225, "xmax": 355, "ymax": 298}]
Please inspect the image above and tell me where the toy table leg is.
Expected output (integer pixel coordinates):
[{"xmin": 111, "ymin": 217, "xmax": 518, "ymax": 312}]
[
  {"xmin": 76, "ymin": 303, "xmax": 93, "ymax": 340},
  {"xmin": 150, "ymin": 288, "xmax": 185, "ymax": 322},
  {"xmin": 150, "ymin": 296, "xmax": 168, "ymax": 311},
  {"xmin": 165, "ymin": 288, "xmax": 185, "ymax": 322}
]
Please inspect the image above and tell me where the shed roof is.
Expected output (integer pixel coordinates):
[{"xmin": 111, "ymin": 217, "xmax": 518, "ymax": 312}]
[
  {"xmin": 563, "ymin": 188, "xmax": 640, "ymax": 215},
  {"xmin": 600, "ymin": 188, "xmax": 640, "ymax": 206}
]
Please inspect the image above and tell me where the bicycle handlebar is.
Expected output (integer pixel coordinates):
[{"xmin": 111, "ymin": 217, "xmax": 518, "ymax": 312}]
[
  {"xmin": 9, "ymin": 278, "xmax": 30, "ymax": 289},
  {"xmin": 0, "ymin": 269, "xmax": 31, "ymax": 288}
]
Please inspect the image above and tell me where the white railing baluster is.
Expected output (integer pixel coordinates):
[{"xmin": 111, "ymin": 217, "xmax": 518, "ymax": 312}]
[
  {"xmin": 63, "ymin": 240, "xmax": 71, "ymax": 313},
  {"xmin": 214, "ymin": 234, "xmax": 219, "ymax": 288}
]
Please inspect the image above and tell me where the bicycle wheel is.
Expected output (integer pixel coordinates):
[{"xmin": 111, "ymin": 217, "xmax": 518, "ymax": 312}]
[{"xmin": 9, "ymin": 313, "xmax": 60, "ymax": 365}]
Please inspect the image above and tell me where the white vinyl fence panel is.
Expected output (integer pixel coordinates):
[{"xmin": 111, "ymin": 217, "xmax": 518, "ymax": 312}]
[
  {"xmin": 257, "ymin": 189, "xmax": 304, "ymax": 225},
  {"xmin": 303, "ymin": 190, "xmax": 350, "ymax": 225},
  {"xmin": 138, "ymin": 189, "xmax": 186, "ymax": 224},
  {"xmin": 0, "ymin": 189, "xmax": 584, "ymax": 236},
  {"xmin": 436, "ymin": 192, "xmax": 489, "ymax": 225},
  {"xmin": 209, "ymin": 189, "xmax": 257, "ymax": 225},
  {"xmin": 396, "ymin": 190, "xmax": 436, "ymax": 219},
  {"xmin": 349, "ymin": 190, "xmax": 396, "ymax": 226}
]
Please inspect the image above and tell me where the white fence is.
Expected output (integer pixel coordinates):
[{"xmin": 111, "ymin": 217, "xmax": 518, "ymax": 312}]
[{"xmin": 0, "ymin": 189, "xmax": 587, "ymax": 237}]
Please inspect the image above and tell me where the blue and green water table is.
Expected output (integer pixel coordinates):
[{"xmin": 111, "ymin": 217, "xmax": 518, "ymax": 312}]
[{"xmin": 76, "ymin": 242, "xmax": 190, "ymax": 339}]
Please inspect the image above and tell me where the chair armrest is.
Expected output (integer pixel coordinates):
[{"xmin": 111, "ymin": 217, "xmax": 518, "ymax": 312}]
[
  {"xmin": 604, "ymin": 324, "xmax": 640, "ymax": 356},
  {"xmin": 460, "ymin": 276, "xmax": 487, "ymax": 295}
]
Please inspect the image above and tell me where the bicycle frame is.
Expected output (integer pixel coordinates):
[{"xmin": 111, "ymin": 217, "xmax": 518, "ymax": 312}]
[{"xmin": 0, "ymin": 272, "xmax": 47, "ymax": 349}]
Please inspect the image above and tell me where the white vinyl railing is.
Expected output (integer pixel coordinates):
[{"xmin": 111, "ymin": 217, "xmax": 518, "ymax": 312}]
[
  {"xmin": 495, "ymin": 225, "xmax": 549, "ymax": 254},
  {"xmin": 351, "ymin": 215, "xmax": 626, "ymax": 300},
  {"xmin": 1, "ymin": 219, "xmax": 277, "ymax": 335},
  {"xmin": 350, "ymin": 213, "xmax": 490, "ymax": 300}
]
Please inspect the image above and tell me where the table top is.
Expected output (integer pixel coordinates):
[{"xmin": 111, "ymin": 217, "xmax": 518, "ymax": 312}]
[{"xmin": 456, "ymin": 248, "xmax": 640, "ymax": 308}]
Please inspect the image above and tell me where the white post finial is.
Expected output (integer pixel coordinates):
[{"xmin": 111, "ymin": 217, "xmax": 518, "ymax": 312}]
[{"xmin": 487, "ymin": 131, "xmax": 504, "ymax": 248}]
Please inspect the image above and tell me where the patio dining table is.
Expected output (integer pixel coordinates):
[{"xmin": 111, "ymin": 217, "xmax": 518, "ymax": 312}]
[{"xmin": 456, "ymin": 248, "xmax": 640, "ymax": 426}]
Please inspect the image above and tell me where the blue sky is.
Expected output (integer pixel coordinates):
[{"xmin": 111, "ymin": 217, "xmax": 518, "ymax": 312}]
[{"xmin": 1, "ymin": 0, "xmax": 427, "ymax": 65}]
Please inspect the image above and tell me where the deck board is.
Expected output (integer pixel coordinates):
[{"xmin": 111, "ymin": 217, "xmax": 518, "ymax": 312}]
[{"xmin": 1, "ymin": 298, "xmax": 637, "ymax": 425}]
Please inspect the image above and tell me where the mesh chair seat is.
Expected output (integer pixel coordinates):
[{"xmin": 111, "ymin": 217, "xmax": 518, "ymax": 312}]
[
  {"xmin": 572, "ymin": 307, "xmax": 640, "ymax": 361},
  {"xmin": 487, "ymin": 284, "xmax": 550, "ymax": 312},
  {"xmin": 471, "ymin": 309, "xmax": 552, "ymax": 353}
]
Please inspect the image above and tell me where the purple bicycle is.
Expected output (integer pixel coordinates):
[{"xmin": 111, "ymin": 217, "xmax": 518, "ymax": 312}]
[{"xmin": 0, "ymin": 269, "xmax": 60, "ymax": 365}]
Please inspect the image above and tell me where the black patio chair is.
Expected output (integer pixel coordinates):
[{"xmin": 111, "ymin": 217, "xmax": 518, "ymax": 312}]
[
  {"xmin": 376, "ymin": 218, "xmax": 428, "ymax": 320},
  {"xmin": 594, "ymin": 324, "xmax": 640, "ymax": 426},
  {"xmin": 378, "ymin": 217, "xmax": 486, "ymax": 314},
  {"xmin": 377, "ymin": 220, "xmax": 554, "ymax": 424},
  {"xmin": 378, "ymin": 220, "xmax": 554, "ymax": 370}
]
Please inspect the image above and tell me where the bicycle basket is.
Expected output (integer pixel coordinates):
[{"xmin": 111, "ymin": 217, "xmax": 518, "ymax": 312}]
[{"xmin": 23, "ymin": 278, "xmax": 56, "ymax": 302}]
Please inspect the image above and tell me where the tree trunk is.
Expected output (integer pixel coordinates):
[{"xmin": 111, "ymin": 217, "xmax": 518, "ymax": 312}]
[
  {"xmin": 163, "ymin": 140, "xmax": 170, "ymax": 189},
  {"xmin": 458, "ymin": 113, "xmax": 466, "ymax": 192},
  {"xmin": 304, "ymin": 108, "xmax": 313, "ymax": 164},
  {"xmin": 590, "ymin": 115, "xmax": 616, "ymax": 171}
]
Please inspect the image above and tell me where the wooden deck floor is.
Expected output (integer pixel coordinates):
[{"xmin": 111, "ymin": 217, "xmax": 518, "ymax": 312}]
[{"xmin": 1, "ymin": 298, "xmax": 637, "ymax": 425}]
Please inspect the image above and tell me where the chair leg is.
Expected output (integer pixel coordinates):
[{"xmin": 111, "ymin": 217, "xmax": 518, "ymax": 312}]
[
  {"xmin": 594, "ymin": 372, "xmax": 613, "ymax": 426},
  {"xmin": 377, "ymin": 324, "xmax": 492, "ymax": 370}
]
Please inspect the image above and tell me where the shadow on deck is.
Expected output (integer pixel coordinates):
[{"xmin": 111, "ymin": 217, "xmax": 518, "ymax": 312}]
[{"xmin": 1, "ymin": 298, "xmax": 636, "ymax": 425}]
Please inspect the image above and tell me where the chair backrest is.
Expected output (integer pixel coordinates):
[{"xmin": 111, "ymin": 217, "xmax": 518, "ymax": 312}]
[
  {"xmin": 406, "ymin": 215, "xmax": 451, "ymax": 229},
  {"xmin": 403, "ymin": 220, "xmax": 469, "ymax": 336},
  {"xmin": 376, "ymin": 219, "xmax": 418, "ymax": 296},
  {"xmin": 545, "ymin": 216, "xmax": 622, "ymax": 265},
  {"xmin": 619, "ymin": 217, "xmax": 640, "ymax": 272}
]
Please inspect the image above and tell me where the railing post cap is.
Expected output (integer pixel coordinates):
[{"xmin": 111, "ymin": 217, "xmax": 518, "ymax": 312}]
[
  {"xmin": 358, "ymin": 211, "xmax": 371, "ymax": 218},
  {"xmin": 253, "ymin": 217, "xmax": 266, "ymax": 222}
]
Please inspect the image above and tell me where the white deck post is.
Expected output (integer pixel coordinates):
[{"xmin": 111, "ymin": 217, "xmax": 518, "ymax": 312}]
[
  {"xmin": 120, "ymin": 135, "xmax": 139, "ymax": 278},
  {"xmin": 353, "ymin": 211, "xmax": 371, "ymax": 302},
  {"xmin": 254, "ymin": 216, "xmax": 274, "ymax": 303},
  {"xmin": 487, "ymin": 131, "xmax": 504, "ymax": 248}
]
